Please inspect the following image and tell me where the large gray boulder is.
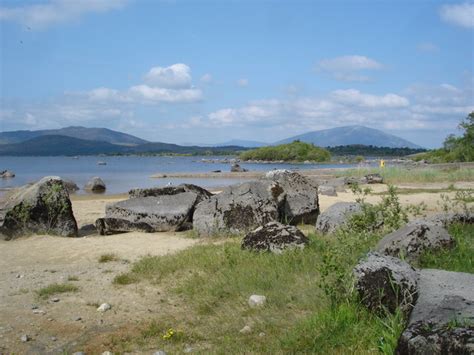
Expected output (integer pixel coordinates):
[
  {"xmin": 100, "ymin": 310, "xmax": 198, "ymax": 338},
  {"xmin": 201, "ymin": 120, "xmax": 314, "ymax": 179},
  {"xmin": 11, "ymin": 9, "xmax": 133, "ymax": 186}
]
[
  {"xmin": 62, "ymin": 179, "xmax": 79, "ymax": 193},
  {"xmin": 397, "ymin": 269, "xmax": 474, "ymax": 354},
  {"xmin": 353, "ymin": 253, "xmax": 418, "ymax": 316},
  {"xmin": 241, "ymin": 221, "xmax": 309, "ymax": 254},
  {"xmin": 376, "ymin": 223, "xmax": 455, "ymax": 262},
  {"xmin": 84, "ymin": 177, "xmax": 106, "ymax": 192},
  {"xmin": 96, "ymin": 192, "xmax": 199, "ymax": 235},
  {"xmin": 263, "ymin": 169, "xmax": 320, "ymax": 225},
  {"xmin": 193, "ymin": 180, "xmax": 285, "ymax": 236},
  {"xmin": 365, "ymin": 173, "xmax": 383, "ymax": 184},
  {"xmin": 315, "ymin": 202, "xmax": 362, "ymax": 234},
  {"xmin": 129, "ymin": 184, "xmax": 212, "ymax": 204},
  {"xmin": 0, "ymin": 176, "xmax": 78, "ymax": 240},
  {"xmin": 408, "ymin": 212, "xmax": 474, "ymax": 228}
]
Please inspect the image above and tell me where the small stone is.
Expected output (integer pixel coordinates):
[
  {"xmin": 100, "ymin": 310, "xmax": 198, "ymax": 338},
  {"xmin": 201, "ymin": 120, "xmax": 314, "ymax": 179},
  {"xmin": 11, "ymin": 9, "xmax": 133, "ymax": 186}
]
[
  {"xmin": 51, "ymin": 297, "xmax": 60, "ymax": 303},
  {"xmin": 248, "ymin": 295, "xmax": 266, "ymax": 308},
  {"xmin": 31, "ymin": 304, "xmax": 38, "ymax": 310},
  {"xmin": 20, "ymin": 334, "xmax": 30, "ymax": 342},
  {"xmin": 72, "ymin": 352, "xmax": 85, "ymax": 355},
  {"xmin": 183, "ymin": 345, "xmax": 193, "ymax": 353},
  {"xmin": 239, "ymin": 325, "xmax": 252, "ymax": 334},
  {"xmin": 153, "ymin": 351, "xmax": 167, "ymax": 355},
  {"xmin": 97, "ymin": 303, "xmax": 111, "ymax": 312},
  {"xmin": 16, "ymin": 274, "xmax": 24, "ymax": 279},
  {"xmin": 32, "ymin": 309, "xmax": 46, "ymax": 315},
  {"xmin": 50, "ymin": 336, "xmax": 57, "ymax": 342},
  {"xmin": 101, "ymin": 352, "xmax": 113, "ymax": 355},
  {"xmin": 259, "ymin": 332, "xmax": 266, "ymax": 337},
  {"xmin": 73, "ymin": 316, "xmax": 82, "ymax": 321}
]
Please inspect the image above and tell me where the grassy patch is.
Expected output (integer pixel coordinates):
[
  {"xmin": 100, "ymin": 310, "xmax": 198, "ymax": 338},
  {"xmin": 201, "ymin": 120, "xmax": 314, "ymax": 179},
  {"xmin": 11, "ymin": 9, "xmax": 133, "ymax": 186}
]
[
  {"xmin": 337, "ymin": 167, "xmax": 474, "ymax": 183},
  {"xmin": 113, "ymin": 273, "xmax": 139, "ymax": 285},
  {"xmin": 98, "ymin": 253, "xmax": 119, "ymax": 263},
  {"xmin": 67, "ymin": 275, "xmax": 79, "ymax": 281},
  {"xmin": 36, "ymin": 283, "xmax": 79, "ymax": 299},
  {"xmin": 418, "ymin": 223, "xmax": 474, "ymax": 273}
]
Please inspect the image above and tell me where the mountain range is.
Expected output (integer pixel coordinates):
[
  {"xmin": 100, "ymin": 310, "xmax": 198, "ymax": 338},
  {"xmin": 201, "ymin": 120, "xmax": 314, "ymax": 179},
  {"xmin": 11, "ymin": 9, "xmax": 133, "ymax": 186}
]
[{"xmin": 0, "ymin": 125, "xmax": 422, "ymax": 156}]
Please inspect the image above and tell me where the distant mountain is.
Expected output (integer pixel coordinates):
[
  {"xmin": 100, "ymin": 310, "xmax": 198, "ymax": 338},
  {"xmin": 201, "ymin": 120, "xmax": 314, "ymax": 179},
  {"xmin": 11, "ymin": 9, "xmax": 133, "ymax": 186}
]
[
  {"xmin": 0, "ymin": 126, "xmax": 148, "ymax": 146},
  {"xmin": 213, "ymin": 139, "xmax": 268, "ymax": 148},
  {"xmin": 0, "ymin": 135, "xmax": 248, "ymax": 156},
  {"xmin": 276, "ymin": 125, "xmax": 421, "ymax": 149}
]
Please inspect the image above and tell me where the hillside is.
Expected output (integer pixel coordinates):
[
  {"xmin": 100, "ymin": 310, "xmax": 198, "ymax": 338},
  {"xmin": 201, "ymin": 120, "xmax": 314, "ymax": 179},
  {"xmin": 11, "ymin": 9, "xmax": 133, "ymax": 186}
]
[
  {"xmin": 0, "ymin": 135, "xmax": 247, "ymax": 156},
  {"xmin": 0, "ymin": 126, "xmax": 148, "ymax": 146},
  {"xmin": 276, "ymin": 125, "xmax": 421, "ymax": 149}
]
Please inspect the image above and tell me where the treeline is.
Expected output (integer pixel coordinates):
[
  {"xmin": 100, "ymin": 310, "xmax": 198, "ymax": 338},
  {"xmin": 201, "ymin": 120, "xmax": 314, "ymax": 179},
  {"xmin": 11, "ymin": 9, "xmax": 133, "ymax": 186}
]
[
  {"xmin": 240, "ymin": 141, "xmax": 331, "ymax": 162},
  {"xmin": 328, "ymin": 145, "xmax": 426, "ymax": 156},
  {"xmin": 413, "ymin": 112, "xmax": 474, "ymax": 163}
]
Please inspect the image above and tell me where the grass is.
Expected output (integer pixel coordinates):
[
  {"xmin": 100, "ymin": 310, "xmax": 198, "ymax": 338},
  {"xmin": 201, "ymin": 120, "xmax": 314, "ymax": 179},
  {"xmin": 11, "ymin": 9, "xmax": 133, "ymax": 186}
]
[
  {"xmin": 98, "ymin": 253, "xmax": 119, "ymax": 263},
  {"xmin": 36, "ymin": 283, "xmax": 79, "ymax": 299},
  {"xmin": 418, "ymin": 223, "xmax": 474, "ymax": 273},
  {"xmin": 67, "ymin": 275, "xmax": 79, "ymax": 281},
  {"xmin": 336, "ymin": 166, "xmax": 474, "ymax": 183},
  {"xmin": 109, "ymin": 228, "xmax": 406, "ymax": 353}
]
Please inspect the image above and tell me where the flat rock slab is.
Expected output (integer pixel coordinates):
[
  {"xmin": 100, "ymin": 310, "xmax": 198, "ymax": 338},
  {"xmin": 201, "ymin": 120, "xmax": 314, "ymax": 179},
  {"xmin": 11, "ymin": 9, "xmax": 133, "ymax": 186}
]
[
  {"xmin": 315, "ymin": 202, "xmax": 362, "ymax": 234},
  {"xmin": 353, "ymin": 252, "xmax": 418, "ymax": 316},
  {"xmin": 241, "ymin": 221, "xmax": 309, "ymax": 254},
  {"xmin": 397, "ymin": 269, "xmax": 474, "ymax": 354},
  {"xmin": 129, "ymin": 184, "xmax": 212, "ymax": 204},
  {"xmin": 376, "ymin": 223, "xmax": 454, "ymax": 262},
  {"xmin": 98, "ymin": 193, "xmax": 198, "ymax": 234},
  {"xmin": 193, "ymin": 180, "xmax": 285, "ymax": 236}
]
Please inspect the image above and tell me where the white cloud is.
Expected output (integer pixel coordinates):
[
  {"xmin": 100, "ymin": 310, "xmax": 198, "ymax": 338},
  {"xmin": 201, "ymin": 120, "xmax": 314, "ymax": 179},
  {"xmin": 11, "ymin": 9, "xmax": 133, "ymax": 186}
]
[
  {"xmin": 439, "ymin": 2, "xmax": 474, "ymax": 29},
  {"xmin": 237, "ymin": 78, "xmax": 249, "ymax": 87},
  {"xmin": 417, "ymin": 42, "xmax": 440, "ymax": 53},
  {"xmin": 144, "ymin": 64, "xmax": 192, "ymax": 89},
  {"xmin": 0, "ymin": 0, "xmax": 127, "ymax": 29},
  {"xmin": 330, "ymin": 89, "xmax": 409, "ymax": 108},
  {"xmin": 200, "ymin": 73, "xmax": 213, "ymax": 83},
  {"xmin": 129, "ymin": 85, "xmax": 202, "ymax": 103},
  {"xmin": 316, "ymin": 55, "xmax": 383, "ymax": 82}
]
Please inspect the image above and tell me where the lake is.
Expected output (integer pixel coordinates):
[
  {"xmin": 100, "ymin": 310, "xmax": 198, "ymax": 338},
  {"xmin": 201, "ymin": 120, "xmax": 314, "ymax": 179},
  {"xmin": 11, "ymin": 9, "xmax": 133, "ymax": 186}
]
[{"xmin": 0, "ymin": 156, "xmax": 366, "ymax": 195}]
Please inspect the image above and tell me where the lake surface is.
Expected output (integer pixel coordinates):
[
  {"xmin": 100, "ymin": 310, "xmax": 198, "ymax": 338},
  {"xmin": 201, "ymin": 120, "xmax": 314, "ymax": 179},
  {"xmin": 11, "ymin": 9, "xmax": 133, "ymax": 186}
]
[{"xmin": 0, "ymin": 156, "xmax": 365, "ymax": 195}]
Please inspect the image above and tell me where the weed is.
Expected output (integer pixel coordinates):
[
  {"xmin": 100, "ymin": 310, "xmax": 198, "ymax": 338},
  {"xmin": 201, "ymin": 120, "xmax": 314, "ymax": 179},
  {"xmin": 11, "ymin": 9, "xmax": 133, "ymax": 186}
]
[{"xmin": 36, "ymin": 283, "xmax": 79, "ymax": 299}]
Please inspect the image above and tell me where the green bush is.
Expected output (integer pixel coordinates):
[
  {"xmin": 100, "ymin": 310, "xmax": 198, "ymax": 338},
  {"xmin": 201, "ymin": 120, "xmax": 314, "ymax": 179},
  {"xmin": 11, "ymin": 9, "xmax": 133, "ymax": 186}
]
[{"xmin": 240, "ymin": 140, "xmax": 331, "ymax": 162}]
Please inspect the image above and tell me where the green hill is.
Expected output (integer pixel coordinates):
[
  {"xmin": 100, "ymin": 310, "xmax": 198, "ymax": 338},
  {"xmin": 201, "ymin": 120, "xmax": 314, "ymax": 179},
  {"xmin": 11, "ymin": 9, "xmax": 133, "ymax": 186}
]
[{"xmin": 240, "ymin": 141, "xmax": 331, "ymax": 162}]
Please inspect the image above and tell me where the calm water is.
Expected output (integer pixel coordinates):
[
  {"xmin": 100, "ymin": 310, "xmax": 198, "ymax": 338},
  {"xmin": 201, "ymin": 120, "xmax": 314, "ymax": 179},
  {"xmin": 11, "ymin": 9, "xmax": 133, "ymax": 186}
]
[{"xmin": 0, "ymin": 156, "xmax": 363, "ymax": 195}]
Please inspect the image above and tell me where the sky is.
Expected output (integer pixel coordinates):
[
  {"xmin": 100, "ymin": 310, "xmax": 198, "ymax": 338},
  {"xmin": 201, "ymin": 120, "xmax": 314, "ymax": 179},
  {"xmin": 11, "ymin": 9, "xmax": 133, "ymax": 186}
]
[{"xmin": 0, "ymin": 0, "xmax": 473, "ymax": 148}]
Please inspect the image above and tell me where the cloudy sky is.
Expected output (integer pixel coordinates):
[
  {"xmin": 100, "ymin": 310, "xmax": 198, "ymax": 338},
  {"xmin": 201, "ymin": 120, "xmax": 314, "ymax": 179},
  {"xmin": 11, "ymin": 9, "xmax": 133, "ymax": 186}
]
[{"xmin": 1, "ymin": 0, "xmax": 473, "ymax": 148}]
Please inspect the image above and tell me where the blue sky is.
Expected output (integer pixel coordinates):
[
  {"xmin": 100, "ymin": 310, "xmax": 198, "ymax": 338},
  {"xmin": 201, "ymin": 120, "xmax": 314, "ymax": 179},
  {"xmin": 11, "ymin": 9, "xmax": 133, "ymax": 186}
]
[{"xmin": 1, "ymin": 0, "xmax": 473, "ymax": 148}]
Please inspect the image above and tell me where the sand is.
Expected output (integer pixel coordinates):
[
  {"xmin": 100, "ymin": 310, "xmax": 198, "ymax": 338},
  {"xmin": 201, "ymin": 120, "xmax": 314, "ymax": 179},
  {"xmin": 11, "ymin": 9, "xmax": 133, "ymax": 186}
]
[{"xmin": 0, "ymin": 181, "xmax": 472, "ymax": 353}]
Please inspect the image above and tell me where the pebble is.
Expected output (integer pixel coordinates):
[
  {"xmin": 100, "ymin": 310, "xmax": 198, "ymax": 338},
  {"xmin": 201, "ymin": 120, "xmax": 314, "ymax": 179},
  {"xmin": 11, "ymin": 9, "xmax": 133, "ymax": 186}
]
[
  {"xmin": 74, "ymin": 316, "xmax": 82, "ymax": 321},
  {"xmin": 97, "ymin": 303, "xmax": 111, "ymax": 312},
  {"xmin": 32, "ymin": 309, "xmax": 46, "ymax": 315},
  {"xmin": 51, "ymin": 336, "xmax": 57, "ymax": 342},
  {"xmin": 183, "ymin": 345, "xmax": 193, "ymax": 353},
  {"xmin": 101, "ymin": 352, "xmax": 113, "ymax": 355},
  {"xmin": 20, "ymin": 334, "xmax": 30, "ymax": 342},
  {"xmin": 51, "ymin": 297, "xmax": 60, "ymax": 303},
  {"xmin": 239, "ymin": 325, "xmax": 252, "ymax": 334},
  {"xmin": 259, "ymin": 332, "xmax": 266, "ymax": 337},
  {"xmin": 16, "ymin": 274, "xmax": 24, "ymax": 279},
  {"xmin": 72, "ymin": 352, "xmax": 85, "ymax": 355},
  {"xmin": 31, "ymin": 305, "xmax": 38, "ymax": 310},
  {"xmin": 153, "ymin": 351, "xmax": 167, "ymax": 355},
  {"xmin": 248, "ymin": 295, "xmax": 266, "ymax": 308}
]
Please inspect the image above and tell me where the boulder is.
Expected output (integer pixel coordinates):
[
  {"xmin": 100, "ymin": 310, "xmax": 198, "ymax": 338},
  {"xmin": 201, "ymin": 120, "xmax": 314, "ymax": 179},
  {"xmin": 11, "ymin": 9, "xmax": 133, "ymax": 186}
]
[
  {"xmin": 353, "ymin": 252, "xmax": 418, "ymax": 316},
  {"xmin": 396, "ymin": 269, "xmax": 474, "ymax": 354},
  {"xmin": 319, "ymin": 177, "xmax": 347, "ymax": 192},
  {"xmin": 96, "ymin": 192, "xmax": 198, "ymax": 235},
  {"xmin": 263, "ymin": 169, "xmax": 320, "ymax": 225},
  {"xmin": 193, "ymin": 180, "xmax": 285, "ymax": 236},
  {"xmin": 129, "ymin": 183, "xmax": 212, "ymax": 204},
  {"xmin": 408, "ymin": 212, "xmax": 474, "ymax": 228},
  {"xmin": 376, "ymin": 224, "xmax": 454, "ymax": 262},
  {"xmin": 315, "ymin": 202, "xmax": 362, "ymax": 234},
  {"xmin": 365, "ymin": 173, "xmax": 383, "ymax": 184},
  {"xmin": 0, "ymin": 176, "xmax": 78, "ymax": 240},
  {"xmin": 318, "ymin": 185, "xmax": 337, "ymax": 196},
  {"xmin": 0, "ymin": 170, "xmax": 15, "ymax": 178},
  {"xmin": 230, "ymin": 163, "xmax": 248, "ymax": 172},
  {"xmin": 241, "ymin": 221, "xmax": 309, "ymax": 254},
  {"xmin": 62, "ymin": 179, "xmax": 79, "ymax": 193},
  {"xmin": 84, "ymin": 177, "xmax": 106, "ymax": 192}
]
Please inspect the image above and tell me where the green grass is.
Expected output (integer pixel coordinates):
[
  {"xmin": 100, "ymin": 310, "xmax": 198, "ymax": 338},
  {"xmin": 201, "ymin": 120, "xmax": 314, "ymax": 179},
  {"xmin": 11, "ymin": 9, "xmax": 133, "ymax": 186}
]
[
  {"xmin": 109, "ymin": 227, "xmax": 407, "ymax": 353},
  {"xmin": 36, "ymin": 283, "xmax": 79, "ymax": 299},
  {"xmin": 98, "ymin": 253, "xmax": 119, "ymax": 263},
  {"xmin": 418, "ymin": 223, "xmax": 474, "ymax": 273},
  {"xmin": 337, "ymin": 166, "xmax": 474, "ymax": 183},
  {"xmin": 67, "ymin": 275, "xmax": 79, "ymax": 281}
]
